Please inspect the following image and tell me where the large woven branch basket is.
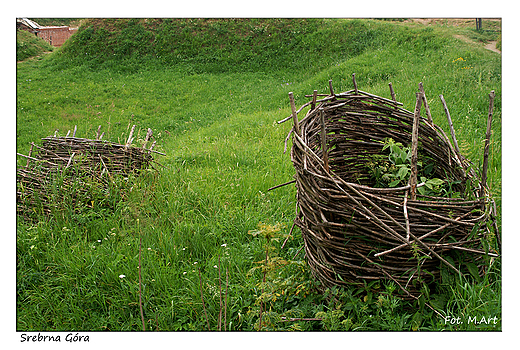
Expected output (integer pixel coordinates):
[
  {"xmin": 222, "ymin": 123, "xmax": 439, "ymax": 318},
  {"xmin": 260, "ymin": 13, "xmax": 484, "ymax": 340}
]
[{"xmin": 281, "ymin": 76, "xmax": 499, "ymax": 299}]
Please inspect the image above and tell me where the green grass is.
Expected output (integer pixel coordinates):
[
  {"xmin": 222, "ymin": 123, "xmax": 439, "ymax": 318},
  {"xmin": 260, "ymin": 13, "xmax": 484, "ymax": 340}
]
[
  {"xmin": 16, "ymin": 29, "xmax": 54, "ymax": 62},
  {"xmin": 16, "ymin": 18, "xmax": 501, "ymax": 332}
]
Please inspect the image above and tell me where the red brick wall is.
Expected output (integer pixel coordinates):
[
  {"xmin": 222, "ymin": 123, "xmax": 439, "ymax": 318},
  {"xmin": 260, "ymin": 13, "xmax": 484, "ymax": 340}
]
[{"xmin": 36, "ymin": 27, "xmax": 77, "ymax": 47}]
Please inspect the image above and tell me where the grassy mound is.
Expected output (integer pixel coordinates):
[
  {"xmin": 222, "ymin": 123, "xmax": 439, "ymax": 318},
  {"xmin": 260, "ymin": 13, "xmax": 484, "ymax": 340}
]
[
  {"xmin": 49, "ymin": 18, "xmax": 439, "ymax": 74},
  {"xmin": 16, "ymin": 29, "xmax": 54, "ymax": 61}
]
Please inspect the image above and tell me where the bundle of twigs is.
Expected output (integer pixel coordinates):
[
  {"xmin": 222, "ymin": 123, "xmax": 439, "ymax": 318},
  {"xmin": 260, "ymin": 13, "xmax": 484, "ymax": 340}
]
[
  {"xmin": 277, "ymin": 75, "xmax": 499, "ymax": 299},
  {"xmin": 17, "ymin": 125, "xmax": 164, "ymax": 220}
]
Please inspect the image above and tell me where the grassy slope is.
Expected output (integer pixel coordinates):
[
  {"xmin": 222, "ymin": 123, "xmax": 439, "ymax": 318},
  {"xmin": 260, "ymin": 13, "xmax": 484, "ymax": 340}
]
[
  {"xmin": 16, "ymin": 19, "xmax": 501, "ymax": 331},
  {"xmin": 16, "ymin": 29, "xmax": 54, "ymax": 62}
]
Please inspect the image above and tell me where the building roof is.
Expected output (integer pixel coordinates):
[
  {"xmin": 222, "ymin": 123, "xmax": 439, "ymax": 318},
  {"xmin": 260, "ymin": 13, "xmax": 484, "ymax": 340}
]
[{"xmin": 17, "ymin": 18, "xmax": 41, "ymax": 30}]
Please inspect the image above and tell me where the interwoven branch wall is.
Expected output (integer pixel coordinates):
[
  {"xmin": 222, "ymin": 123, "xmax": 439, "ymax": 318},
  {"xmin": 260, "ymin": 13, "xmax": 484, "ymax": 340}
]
[
  {"xmin": 17, "ymin": 126, "xmax": 163, "ymax": 220},
  {"xmin": 285, "ymin": 84, "xmax": 498, "ymax": 299}
]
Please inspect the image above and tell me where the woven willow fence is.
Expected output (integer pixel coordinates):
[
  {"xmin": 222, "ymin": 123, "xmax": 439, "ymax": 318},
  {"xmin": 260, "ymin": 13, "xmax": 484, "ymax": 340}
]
[
  {"xmin": 276, "ymin": 75, "xmax": 500, "ymax": 299},
  {"xmin": 17, "ymin": 125, "xmax": 164, "ymax": 220}
]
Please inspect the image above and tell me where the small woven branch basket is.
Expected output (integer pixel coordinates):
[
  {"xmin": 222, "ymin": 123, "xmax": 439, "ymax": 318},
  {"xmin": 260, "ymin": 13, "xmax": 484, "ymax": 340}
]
[
  {"xmin": 17, "ymin": 125, "xmax": 163, "ymax": 220},
  {"xmin": 282, "ymin": 77, "xmax": 499, "ymax": 299}
]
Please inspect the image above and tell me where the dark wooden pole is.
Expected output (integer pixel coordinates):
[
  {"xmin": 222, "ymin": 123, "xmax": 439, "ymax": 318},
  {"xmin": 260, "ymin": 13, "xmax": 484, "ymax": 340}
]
[
  {"xmin": 311, "ymin": 89, "xmax": 318, "ymax": 111},
  {"xmin": 328, "ymin": 80, "xmax": 334, "ymax": 96},
  {"xmin": 320, "ymin": 108, "xmax": 329, "ymax": 173},
  {"xmin": 289, "ymin": 92, "xmax": 300, "ymax": 136},
  {"xmin": 389, "ymin": 82, "xmax": 396, "ymax": 103},
  {"xmin": 409, "ymin": 92, "xmax": 422, "ymax": 200},
  {"xmin": 481, "ymin": 90, "xmax": 495, "ymax": 197},
  {"xmin": 418, "ymin": 82, "xmax": 432, "ymax": 124},
  {"xmin": 439, "ymin": 94, "xmax": 462, "ymax": 160}
]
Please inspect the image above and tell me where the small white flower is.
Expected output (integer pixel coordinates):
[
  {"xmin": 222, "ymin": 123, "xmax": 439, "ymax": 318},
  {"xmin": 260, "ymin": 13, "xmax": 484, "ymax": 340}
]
[
  {"xmin": 148, "ymin": 247, "xmax": 152, "ymax": 251},
  {"xmin": 193, "ymin": 262, "xmax": 198, "ymax": 265},
  {"xmin": 213, "ymin": 265, "xmax": 218, "ymax": 269},
  {"xmin": 119, "ymin": 274, "xmax": 126, "ymax": 279},
  {"xmin": 183, "ymin": 272, "xmax": 187, "ymax": 275},
  {"xmin": 97, "ymin": 240, "xmax": 102, "ymax": 243},
  {"xmin": 221, "ymin": 244, "xmax": 227, "ymax": 247}
]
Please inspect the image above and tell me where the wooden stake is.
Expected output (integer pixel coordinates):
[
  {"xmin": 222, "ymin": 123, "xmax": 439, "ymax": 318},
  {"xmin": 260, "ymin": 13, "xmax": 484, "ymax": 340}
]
[
  {"xmin": 352, "ymin": 73, "xmax": 358, "ymax": 94},
  {"xmin": 289, "ymin": 92, "xmax": 300, "ymax": 136},
  {"xmin": 73, "ymin": 125, "xmax": 77, "ymax": 137},
  {"xmin": 389, "ymin": 82, "xmax": 397, "ymax": 103},
  {"xmin": 96, "ymin": 125, "xmax": 102, "ymax": 140},
  {"xmin": 26, "ymin": 143, "xmax": 34, "ymax": 168},
  {"xmin": 320, "ymin": 108, "xmax": 329, "ymax": 173},
  {"xmin": 403, "ymin": 190, "xmax": 411, "ymax": 242},
  {"xmin": 143, "ymin": 128, "xmax": 153, "ymax": 149},
  {"xmin": 418, "ymin": 82, "xmax": 432, "ymax": 123},
  {"xmin": 481, "ymin": 90, "xmax": 495, "ymax": 197},
  {"xmin": 439, "ymin": 94, "xmax": 462, "ymax": 160},
  {"xmin": 125, "ymin": 125, "xmax": 136, "ymax": 149},
  {"xmin": 328, "ymin": 80, "xmax": 335, "ymax": 98},
  {"xmin": 148, "ymin": 140, "xmax": 157, "ymax": 155},
  {"xmin": 311, "ymin": 90, "xmax": 318, "ymax": 111},
  {"xmin": 409, "ymin": 92, "xmax": 422, "ymax": 200}
]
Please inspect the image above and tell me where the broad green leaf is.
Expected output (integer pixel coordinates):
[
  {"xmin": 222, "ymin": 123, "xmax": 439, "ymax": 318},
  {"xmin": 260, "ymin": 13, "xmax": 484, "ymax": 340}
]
[
  {"xmin": 389, "ymin": 180, "xmax": 400, "ymax": 187},
  {"xmin": 397, "ymin": 166, "xmax": 409, "ymax": 179},
  {"xmin": 411, "ymin": 311, "xmax": 423, "ymax": 331},
  {"xmin": 427, "ymin": 178, "xmax": 444, "ymax": 186},
  {"xmin": 465, "ymin": 262, "xmax": 481, "ymax": 282}
]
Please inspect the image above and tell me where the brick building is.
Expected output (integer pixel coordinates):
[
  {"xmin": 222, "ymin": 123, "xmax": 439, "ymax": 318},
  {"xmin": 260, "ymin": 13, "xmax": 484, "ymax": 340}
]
[{"xmin": 17, "ymin": 18, "xmax": 78, "ymax": 47}]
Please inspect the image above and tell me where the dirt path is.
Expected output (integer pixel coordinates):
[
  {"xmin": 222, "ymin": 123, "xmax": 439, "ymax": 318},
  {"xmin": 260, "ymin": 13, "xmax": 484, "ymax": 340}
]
[
  {"xmin": 454, "ymin": 34, "xmax": 500, "ymax": 54},
  {"xmin": 411, "ymin": 19, "xmax": 501, "ymax": 55},
  {"xmin": 484, "ymin": 41, "xmax": 501, "ymax": 54}
]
